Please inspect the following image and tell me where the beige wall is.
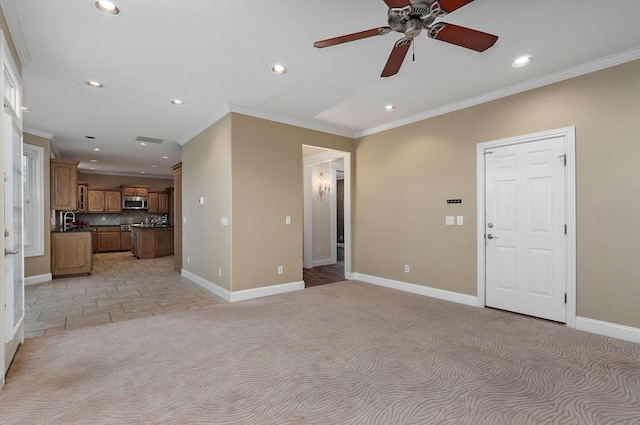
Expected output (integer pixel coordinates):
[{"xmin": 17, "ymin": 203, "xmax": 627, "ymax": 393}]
[
  {"xmin": 355, "ymin": 59, "xmax": 640, "ymax": 329},
  {"xmin": 182, "ymin": 113, "xmax": 354, "ymax": 293},
  {"xmin": 78, "ymin": 173, "xmax": 173, "ymax": 192},
  {"xmin": 230, "ymin": 114, "xmax": 353, "ymax": 291},
  {"xmin": 182, "ymin": 114, "xmax": 233, "ymax": 290},
  {"xmin": 24, "ymin": 134, "xmax": 52, "ymax": 278}
]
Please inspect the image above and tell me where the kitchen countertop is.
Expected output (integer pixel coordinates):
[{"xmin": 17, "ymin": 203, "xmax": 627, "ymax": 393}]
[{"xmin": 51, "ymin": 228, "xmax": 92, "ymax": 233}]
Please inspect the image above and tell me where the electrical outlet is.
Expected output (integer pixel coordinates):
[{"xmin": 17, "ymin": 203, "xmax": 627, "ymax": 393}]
[
  {"xmin": 277, "ymin": 266, "xmax": 284, "ymax": 275},
  {"xmin": 285, "ymin": 216, "xmax": 291, "ymax": 225},
  {"xmin": 218, "ymin": 268, "xmax": 222, "ymax": 277},
  {"xmin": 187, "ymin": 256, "xmax": 191, "ymax": 264},
  {"xmin": 404, "ymin": 264, "xmax": 410, "ymax": 273},
  {"xmin": 457, "ymin": 216, "xmax": 464, "ymax": 226},
  {"xmin": 101, "ymin": 216, "xmax": 105, "ymax": 221}
]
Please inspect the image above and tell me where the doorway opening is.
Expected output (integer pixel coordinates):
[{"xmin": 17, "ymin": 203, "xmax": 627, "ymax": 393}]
[{"xmin": 302, "ymin": 146, "xmax": 351, "ymax": 287}]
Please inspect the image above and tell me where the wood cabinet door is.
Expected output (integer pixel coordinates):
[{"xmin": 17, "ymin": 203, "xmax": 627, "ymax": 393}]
[
  {"xmin": 122, "ymin": 187, "xmax": 135, "ymax": 196},
  {"xmin": 105, "ymin": 191, "xmax": 122, "ymax": 212},
  {"xmin": 98, "ymin": 232, "xmax": 121, "ymax": 252},
  {"xmin": 51, "ymin": 232, "xmax": 92, "ymax": 277},
  {"xmin": 87, "ymin": 190, "xmax": 105, "ymax": 212},
  {"xmin": 136, "ymin": 188, "xmax": 149, "ymax": 197},
  {"xmin": 148, "ymin": 192, "xmax": 159, "ymax": 213},
  {"xmin": 158, "ymin": 193, "xmax": 169, "ymax": 213},
  {"xmin": 120, "ymin": 231, "xmax": 132, "ymax": 251},
  {"xmin": 51, "ymin": 160, "xmax": 78, "ymax": 211}
]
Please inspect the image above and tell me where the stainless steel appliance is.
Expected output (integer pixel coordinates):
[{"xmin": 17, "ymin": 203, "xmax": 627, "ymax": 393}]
[{"xmin": 122, "ymin": 196, "xmax": 148, "ymax": 210}]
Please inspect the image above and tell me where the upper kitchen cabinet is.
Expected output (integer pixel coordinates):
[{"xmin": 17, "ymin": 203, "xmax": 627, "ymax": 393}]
[
  {"xmin": 51, "ymin": 159, "xmax": 79, "ymax": 211},
  {"xmin": 148, "ymin": 192, "xmax": 169, "ymax": 214},
  {"xmin": 121, "ymin": 186, "xmax": 149, "ymax": 197},
  {"xmin": 88, "ymin": 189, "xmax": 122, "ymax": 213}
]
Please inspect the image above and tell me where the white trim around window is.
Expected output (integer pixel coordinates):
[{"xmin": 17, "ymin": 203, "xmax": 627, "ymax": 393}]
[{"xmin": 23, "ymin": 143, "xmax": 44, "ymax": 257}]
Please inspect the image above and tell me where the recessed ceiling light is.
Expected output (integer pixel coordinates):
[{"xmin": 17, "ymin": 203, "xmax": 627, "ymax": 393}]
[
  {"xmin": 86, "ymin": 80, "xmax": 104, "ymax": 88},
  {"xmin": 512, "ymin": 56, "xmax": 532, "ymax": 68},
  {"xmin": 93, "ymin": 148, "xmax": 101, "ymax": 152},
  {"xmin": 151, "ymin": 165, "xmax": 158, "ymax": 168},
  {"xmin": 141, "ymin": 171, "xmax": 147, "ymax": 174},
  {"xmin": 89, "ymin": 167, "xmax": 96, "ymax": 170},
  {"xmin": 162, "ymin": 156, "xmax": 169, "ymax": 159},
  {"xmin": 171, "ymin": 99, "xmax": 185, "ymax": 106},
  {"xmin": 21, "ymin": 106, "xmax": 31, "ymax": 112},
  {"xmin": 384, "ymin": 105, "xmax": 396, "ymax": 112},
  {"xmin": 140, "ymin": 142, "xmax": 148, "ymax": 147},
  {"xmin": 90, "ymin": 159, "xmax": 98, "ymax": 163},
  {"xmin": 271, "ymin": 64, "xmax": 287, "ymax": 75},
  {"xmin": 95, "ymin": 1, "xmax": 120, "ymax": 16}
]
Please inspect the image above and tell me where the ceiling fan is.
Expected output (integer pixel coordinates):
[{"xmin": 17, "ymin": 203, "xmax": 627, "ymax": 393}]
[{"xmin": 314, "ymin": 0, "xmax": 498, "ymax": 77}]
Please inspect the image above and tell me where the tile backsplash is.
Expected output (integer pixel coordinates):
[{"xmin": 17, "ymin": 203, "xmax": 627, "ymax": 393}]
[{"xmin": 76, "ymin": 211, "xmax": 165, "ymax": 226}]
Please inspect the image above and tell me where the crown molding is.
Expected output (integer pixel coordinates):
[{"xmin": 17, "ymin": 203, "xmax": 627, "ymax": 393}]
[
  {"xmin": 0, "ymin": 0, "xmax": 31, "ymax": 66},
  {"xmin": 24, "ymin": 126, "xmax": 54, "ymax": 140},
  {"xmin": 356, "ymin": 47, "xmax": 640, "ymax": 138}
]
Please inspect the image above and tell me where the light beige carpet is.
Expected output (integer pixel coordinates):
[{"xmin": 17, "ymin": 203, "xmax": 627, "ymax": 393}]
[{"xmin": 1, "ymin": 281, "xmax": 639, "ymax": 424}]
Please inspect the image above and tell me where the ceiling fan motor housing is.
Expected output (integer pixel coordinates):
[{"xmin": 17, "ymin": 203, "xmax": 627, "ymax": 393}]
[{"xmin": 388, "ymin": 1, "xmax": 441, "ymax": 36}]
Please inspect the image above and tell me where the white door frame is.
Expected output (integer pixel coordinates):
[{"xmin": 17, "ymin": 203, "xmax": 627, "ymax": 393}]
[
  {"xmin": 476, "ymin": 127, "xmax": 577, "ymax": 328},
  {"xmin": 303, "ymin": 148, "xmax": 351, "ymax": 277}
]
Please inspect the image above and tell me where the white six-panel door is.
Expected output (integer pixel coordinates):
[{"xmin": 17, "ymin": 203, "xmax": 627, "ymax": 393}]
[{"xmin": 484, "ymin": 137, "xmax": 567, "ymax": 322}]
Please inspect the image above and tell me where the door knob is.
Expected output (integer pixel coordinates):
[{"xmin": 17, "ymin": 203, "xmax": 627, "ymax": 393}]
[
  {"xmin": 4, "ymin": 248, "xmax": 19, "ymax": 255},
  {"xmin": 487, "ymin": 234, "xmax": 498, "ymax": 240}
]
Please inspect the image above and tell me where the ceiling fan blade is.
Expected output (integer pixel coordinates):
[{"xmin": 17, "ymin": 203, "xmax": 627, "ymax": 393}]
[
  {"xmin": 384, "ymin": 0, "xmax": 412, "ymax": 7},
  {"xmin": 314, "ymin": 27, "xmax": 392, "ymax": 48},
  {"xmin": 381, "ymin": 38, "xmax": 412, "ymax": 78},
  {"xmin": 428, "ymin": 23, "xmax": 498, "ymax": 52},
  {"xmin": 436, "ymin": 0, "xmax": 475, "ymax": 13}
]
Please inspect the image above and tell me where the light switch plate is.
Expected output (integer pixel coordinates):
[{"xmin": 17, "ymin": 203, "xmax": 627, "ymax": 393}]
[
  {"xmin": 457, "ymin": 216, "xmax": 464, "ymax": 226},
  {"xmin": 221, "ymin": 216, "xmax": 228, "ymax": 226},
  {"xmin": 445, "ymin": 216, "xmax": 455, "ymax": 225}
]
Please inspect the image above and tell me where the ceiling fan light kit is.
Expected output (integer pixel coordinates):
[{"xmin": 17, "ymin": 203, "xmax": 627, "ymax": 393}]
[{"xmin": 314, "ymin": 0, "xmax": 498, "ymax": 77}]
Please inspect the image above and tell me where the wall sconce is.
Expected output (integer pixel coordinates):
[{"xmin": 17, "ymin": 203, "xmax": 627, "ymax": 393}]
[{"xmin": 318, "ymin": 172, "xmax": 330, "ymax": 200}]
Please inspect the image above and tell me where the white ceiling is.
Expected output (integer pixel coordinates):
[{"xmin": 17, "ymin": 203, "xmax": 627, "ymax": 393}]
[{"xmin": 7, "ymin": 0, "xmax": 640, "ymax": 178}]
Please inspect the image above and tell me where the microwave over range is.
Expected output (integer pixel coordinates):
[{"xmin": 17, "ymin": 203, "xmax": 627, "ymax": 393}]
[{"xmin": 122, "ymin": 196, "xmax": 148, "ymax": 210}]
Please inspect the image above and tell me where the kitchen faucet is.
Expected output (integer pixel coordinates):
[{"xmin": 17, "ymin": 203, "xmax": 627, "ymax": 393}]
[{"xmin": 63, "ymin": 211, "xmax": 76, "ymax": 231}]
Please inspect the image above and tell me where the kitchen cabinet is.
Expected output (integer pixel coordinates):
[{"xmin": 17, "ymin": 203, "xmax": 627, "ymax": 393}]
[
  {"xmin": 51, "ymin": 231, "xmax": 93, "ymax": 277},
  {"xmin": 88, "ymin": 190, "xmax": 122, "ymax": 213},
  {"xmin": 95, "ymin": 226, "xmax": 132, "ymax": 252},
  {"xmin": 148, "ymin": 192, "xmax": 159, "ymax": 213},
  {"xmin": 77, "ymin": 183, "xmax": 88, "ymax": 213},
  {"xmin": 132, "ymin": 226, "xmax": 174, "ymax": 259},
  {"xmin": 92, "ymin": 228, "xmax": 98, "ymax": 253},
  {"xmin": 120, "ymin": 231, "xmax": 132, "ymax": 251},
  {"xmin": 147, "ymin": 192, "xmax": 169, "ymax": 214},
  {"xmin": 159, "ymin": 193, "xmax": 169, "ymax": 213},
  {"xmin": 51, "ymin": 159, "xmax": 79, "ymax": 211},
  {"xmin": 97, "ymin": 227, "xmax": 121, "ymax": 252},
  {"xmin": 121, "ymin": 186, "xmax": 149, "ymax": 197}
]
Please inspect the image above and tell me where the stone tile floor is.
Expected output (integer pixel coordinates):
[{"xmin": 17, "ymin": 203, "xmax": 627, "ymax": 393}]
[{"xmin": 24, "ymin": 252, "xmax": 226, "ymax": 338}]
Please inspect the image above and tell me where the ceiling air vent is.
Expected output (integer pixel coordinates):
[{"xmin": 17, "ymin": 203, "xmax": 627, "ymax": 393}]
[{"xmin": 135, "ymin": 136, "xmax": 164, "ymax": 144}]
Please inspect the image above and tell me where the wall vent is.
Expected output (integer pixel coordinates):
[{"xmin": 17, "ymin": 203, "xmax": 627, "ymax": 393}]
[{"xmin": 135, "ymin": 136, "xmax": 164, "ymax": 144}]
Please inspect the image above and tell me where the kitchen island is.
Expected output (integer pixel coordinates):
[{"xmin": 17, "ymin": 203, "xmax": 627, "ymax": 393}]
[{"xmin": 132, "ymin": 226, "xmax": 174, "ymax": 259}]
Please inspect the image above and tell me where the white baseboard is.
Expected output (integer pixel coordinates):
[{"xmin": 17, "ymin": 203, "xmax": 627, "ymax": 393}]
[
  {"xmin": 313, "ymin": 258, "xmax": 334, "ymax": 267},
  {"xmin": 353, "ymin": 273, "xmax": 478, "ymax": 307},
  {"xmin": 575, "ymin": 316, "xmax": 640, "ymax": 344},
  {"xmin": 229, "ymin": 281, "xmax": 305, "ymax": 302},
  {"xmin": 181, "ymin": 269, "xmax": 305, "ymax": 303},
  {"xmin": 182, "ymin": 269, "xmax": 232, "ymax": 301},
  {"xmin": 24, "ymin": 273, "xmax": 52, "ymax": 286}
]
